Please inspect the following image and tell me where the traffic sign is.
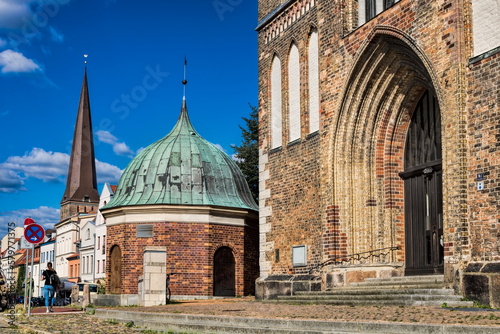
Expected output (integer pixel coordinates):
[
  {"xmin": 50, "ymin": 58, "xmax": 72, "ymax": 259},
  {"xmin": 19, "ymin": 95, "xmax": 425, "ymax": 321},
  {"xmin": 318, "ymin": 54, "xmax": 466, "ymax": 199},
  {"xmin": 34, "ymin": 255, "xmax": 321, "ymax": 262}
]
[
  {"xmin": 24, "ymin": 223, "xmax": 45, "ymax": 244},
  {"xmin": 24, "ymin": 217, "xmax": 35, "ymax": 226},
  {"xmin": 20, "ymin": 236, "xmax": 34, "ymax": 249}
]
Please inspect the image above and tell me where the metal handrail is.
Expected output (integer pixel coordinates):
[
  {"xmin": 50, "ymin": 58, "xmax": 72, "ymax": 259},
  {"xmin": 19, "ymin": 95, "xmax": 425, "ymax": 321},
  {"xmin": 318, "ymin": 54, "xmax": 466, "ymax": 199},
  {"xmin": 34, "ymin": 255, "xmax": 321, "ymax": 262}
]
[{"xmin": 311, "ymin": 246, "xmax": 401, "ymax": 273}]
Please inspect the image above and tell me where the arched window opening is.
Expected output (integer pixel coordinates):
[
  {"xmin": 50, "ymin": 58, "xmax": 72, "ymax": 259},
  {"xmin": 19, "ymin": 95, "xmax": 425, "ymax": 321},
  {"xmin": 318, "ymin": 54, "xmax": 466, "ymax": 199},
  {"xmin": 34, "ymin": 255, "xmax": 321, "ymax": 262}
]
[
  {"xmin": 308, "ymin": 29, "xmax": 319, "ymax": 133},
  {"xmin": 288, "ymin": 44, "xmax": 301, "ymax": 142},
  {"xmin": 271, "ymin": 55, "xmax": 282, "ymax": 149}
]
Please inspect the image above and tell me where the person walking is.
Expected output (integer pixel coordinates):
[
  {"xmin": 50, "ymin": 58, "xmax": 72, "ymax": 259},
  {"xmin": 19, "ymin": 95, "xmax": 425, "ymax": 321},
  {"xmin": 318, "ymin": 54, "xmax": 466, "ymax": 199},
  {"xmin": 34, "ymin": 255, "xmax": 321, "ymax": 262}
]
[{"xmin": 41, "ymin": 262, "xmax": 57, "ymax": 313}]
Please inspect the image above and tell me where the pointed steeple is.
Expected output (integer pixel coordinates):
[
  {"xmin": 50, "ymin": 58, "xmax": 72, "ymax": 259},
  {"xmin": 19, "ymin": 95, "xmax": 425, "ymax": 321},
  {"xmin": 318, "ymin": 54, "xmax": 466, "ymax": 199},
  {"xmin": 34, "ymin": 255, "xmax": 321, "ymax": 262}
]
[{"xmin": 60, "ymin": 68, "xmax": 100, "ymax": 220}]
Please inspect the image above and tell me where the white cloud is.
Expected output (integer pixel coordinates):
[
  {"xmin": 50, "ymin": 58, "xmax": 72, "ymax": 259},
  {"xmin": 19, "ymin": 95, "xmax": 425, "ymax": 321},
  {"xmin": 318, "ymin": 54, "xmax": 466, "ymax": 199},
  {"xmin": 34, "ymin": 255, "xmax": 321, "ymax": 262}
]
[
  {"xmin": 0, "ymin": 0, "xmax": 72, "ymax": 67},
  {"xmin": 232, "ymin": 153, "xmax": 242, "ymax": 162},
  {"xmin": 95, "ymin": 159, "xmax": 123, "ymax": 184},
  {"xmin": 0, "ymin": 147, "xmax": 123, "ymax": 192},
  {"xmin": 96, "ymin": 130, "xmax": 135, "ymax": 157},
  {"xmin": 49, "ymin": 26, "xmax": 63, "ymax": 42},
  {"xmin": 0, "ymin": 0, "xmax": 32, "ymax": 30},
  {"xmin": 2, "ymin": 147, "xmax": 69, "ymax": 183},
  {"xmin": 96, "ymin": 130, "xmax": 118, "ymax": 145},
  {"xmin": 212, "ymin": 143, "xmax": 226, "ymax": 153},
  {"xmin": 0, "ymin": 168, "xmax": 26, "ymax": 193},
  {"xmin": 0, "ymin": 206, "xmax": 60, "ymax": 235},
  {"xmin": 0, "ymin": 49, "xmax": 41, "ymax": 73}
]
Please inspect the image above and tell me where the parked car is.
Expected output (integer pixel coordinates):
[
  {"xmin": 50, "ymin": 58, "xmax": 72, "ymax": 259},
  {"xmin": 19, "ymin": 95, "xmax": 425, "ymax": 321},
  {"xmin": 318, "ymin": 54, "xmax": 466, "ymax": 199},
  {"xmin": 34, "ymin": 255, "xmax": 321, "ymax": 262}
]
[{"xmin": 59, "ymin": 280, "xmax": 77, "ymax": 292}]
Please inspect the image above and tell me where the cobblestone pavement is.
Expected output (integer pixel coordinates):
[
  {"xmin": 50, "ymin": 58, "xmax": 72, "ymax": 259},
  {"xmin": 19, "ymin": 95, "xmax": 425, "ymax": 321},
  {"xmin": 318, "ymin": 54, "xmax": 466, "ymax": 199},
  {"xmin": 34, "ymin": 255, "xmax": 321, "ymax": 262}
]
[{"xmin": 1, "ymin": 297, "xmax": 500, "ymax": 333}]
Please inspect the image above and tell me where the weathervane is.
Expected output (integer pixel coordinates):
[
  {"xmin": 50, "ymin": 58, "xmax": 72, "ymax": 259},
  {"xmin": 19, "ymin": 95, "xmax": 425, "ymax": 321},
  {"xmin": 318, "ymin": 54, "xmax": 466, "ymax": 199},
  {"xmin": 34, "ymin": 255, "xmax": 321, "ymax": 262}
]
[
  {"xmin": 84, "ymin": 54, "xmax": 88, "ymax": 65},
  {"xmin": 182, "ymin": 57, "xmax": 187, "ymax": 100}
]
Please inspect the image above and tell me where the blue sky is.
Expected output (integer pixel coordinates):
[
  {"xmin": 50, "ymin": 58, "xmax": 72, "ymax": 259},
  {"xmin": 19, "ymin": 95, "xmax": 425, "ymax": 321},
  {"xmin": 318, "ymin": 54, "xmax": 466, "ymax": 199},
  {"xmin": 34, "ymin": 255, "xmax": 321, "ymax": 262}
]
[{"xmin": 0, "ymin": 0, "xmax": 257, "ymax": 237}]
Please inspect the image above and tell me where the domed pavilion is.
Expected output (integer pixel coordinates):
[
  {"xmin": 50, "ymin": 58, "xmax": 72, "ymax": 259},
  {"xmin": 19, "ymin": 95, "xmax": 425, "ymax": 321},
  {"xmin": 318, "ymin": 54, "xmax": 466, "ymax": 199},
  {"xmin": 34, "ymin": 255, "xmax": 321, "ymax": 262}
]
[{"xmin": 100, "ymin": 93, "xmax": 258, "ymax": 306}]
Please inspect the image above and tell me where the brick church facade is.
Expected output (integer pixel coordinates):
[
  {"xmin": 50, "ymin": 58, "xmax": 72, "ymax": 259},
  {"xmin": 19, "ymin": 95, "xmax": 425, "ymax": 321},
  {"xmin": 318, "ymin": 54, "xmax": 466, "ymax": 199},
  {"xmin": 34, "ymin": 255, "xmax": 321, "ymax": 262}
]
[{"xmin": 256, "ymin": 0, "xmax": 500, "ymax": 306}]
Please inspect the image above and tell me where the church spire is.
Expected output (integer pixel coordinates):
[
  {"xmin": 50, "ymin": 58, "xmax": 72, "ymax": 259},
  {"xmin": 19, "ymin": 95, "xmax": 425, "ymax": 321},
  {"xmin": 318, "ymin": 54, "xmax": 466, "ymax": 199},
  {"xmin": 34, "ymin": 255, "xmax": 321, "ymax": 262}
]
[{"xmin": 60, "ymin": 67, "xmax": 100, "ymax": 220}]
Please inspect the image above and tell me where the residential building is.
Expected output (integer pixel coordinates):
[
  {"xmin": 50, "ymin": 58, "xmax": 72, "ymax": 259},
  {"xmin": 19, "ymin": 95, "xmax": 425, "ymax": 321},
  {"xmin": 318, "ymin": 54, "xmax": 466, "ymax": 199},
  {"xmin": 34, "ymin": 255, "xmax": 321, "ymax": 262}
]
[{"xmin": 95, "ymin": 183, "xmax": 115, "ymax": 282}]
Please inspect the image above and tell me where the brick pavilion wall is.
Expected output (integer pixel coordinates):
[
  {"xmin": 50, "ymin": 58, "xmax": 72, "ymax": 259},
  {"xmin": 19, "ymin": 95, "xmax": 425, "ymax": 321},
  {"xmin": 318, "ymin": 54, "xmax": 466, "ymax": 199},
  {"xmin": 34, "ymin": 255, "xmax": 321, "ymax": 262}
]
[{"xmin": 106, "ymin": 220, "xmax": 257, "ymax": 297}]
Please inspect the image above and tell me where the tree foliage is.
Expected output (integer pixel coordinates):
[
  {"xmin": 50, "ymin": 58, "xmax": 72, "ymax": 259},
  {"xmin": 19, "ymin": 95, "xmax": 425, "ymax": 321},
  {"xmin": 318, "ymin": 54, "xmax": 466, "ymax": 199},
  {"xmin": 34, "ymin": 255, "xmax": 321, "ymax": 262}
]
[
  {"xmin": 16, "ymin": 265, "xmax": 25, "ymax": 296},
  {"xmin": 232, "ymin": 104, "xmax": 258, "ymax": 204}
]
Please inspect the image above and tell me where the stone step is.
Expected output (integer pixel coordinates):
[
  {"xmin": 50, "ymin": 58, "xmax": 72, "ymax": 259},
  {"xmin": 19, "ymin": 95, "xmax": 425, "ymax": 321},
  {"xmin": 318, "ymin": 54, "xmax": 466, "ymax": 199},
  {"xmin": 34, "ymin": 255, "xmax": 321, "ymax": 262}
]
[
  {"xmin": 297, "ymin": 288, "xmax": 456, "ymax": 296},
  {"xmin": 363, "ymin": 274, "xmax": 444, "ymax": 283},
  {"xmin": 280, "ymin": 293, "xmax": 465, "ymax": 302},
  {"xmin": 351, "ymin": 275, "xmax": 444, "ymax": 287},
  {"xmin": 339, "ymin": 282, "xmax": 446, "ymax": 290},
  {"xmin": 273, "ymin": 275, "xmax": 473, "ymax": 307},
  {"xmin": 269, "ymin": 298, "xmax": 473, "ymax": 307}
]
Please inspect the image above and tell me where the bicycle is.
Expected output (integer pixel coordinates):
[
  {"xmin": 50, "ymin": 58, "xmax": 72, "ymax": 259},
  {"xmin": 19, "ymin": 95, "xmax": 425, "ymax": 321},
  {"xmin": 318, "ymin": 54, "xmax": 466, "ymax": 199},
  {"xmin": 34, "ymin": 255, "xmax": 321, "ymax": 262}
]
[{"xmin": 165, "ymin": 272, "xmax": 177, "ymax": 303}]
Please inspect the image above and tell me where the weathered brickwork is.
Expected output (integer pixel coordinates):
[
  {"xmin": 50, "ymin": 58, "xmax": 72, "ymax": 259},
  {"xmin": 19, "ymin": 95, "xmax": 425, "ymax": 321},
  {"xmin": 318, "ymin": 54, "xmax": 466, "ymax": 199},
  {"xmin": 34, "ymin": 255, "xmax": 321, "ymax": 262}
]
[
  {"xmin": 106, "ymin": 221, "xmax": 258, "ymax": 297},
  {"xmin": 257, "ymin": 0, "xmax": 500, "ymax": 306},
  {"xmin": 467, "ymin": 52, "xmax": 500, "ymax": 261}
]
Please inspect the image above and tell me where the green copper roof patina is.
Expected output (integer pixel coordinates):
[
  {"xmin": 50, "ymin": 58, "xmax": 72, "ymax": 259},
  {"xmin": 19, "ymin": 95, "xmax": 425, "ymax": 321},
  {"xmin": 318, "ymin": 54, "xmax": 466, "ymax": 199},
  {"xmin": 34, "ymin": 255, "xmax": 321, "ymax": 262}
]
[{"xmin": 104, "ymin": 99, "xmax": 258, "ymax": 211}]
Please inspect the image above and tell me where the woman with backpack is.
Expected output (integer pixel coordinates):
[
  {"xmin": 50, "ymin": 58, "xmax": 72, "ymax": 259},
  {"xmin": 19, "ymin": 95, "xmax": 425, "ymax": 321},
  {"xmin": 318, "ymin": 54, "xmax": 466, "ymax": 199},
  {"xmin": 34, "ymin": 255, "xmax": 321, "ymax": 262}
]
[{"xmin": 41, "ymin": 262, "xmax": 58, "ymax": 313}]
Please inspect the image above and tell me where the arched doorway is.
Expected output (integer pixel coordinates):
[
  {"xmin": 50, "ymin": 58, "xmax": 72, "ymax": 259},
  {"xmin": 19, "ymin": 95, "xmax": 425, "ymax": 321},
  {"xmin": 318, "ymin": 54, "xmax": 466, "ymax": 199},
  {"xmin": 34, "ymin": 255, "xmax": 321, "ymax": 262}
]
[
  {"xmin": 400, "ymin": 90, "xmax": 443, "ymax": 275},
  {"xmin": 109, "ymin": 245, "xmax": 122, "ymax": 293},
  {"xmin": 213, "ymin": 247, "xmax": 235, "ymax": 296}
]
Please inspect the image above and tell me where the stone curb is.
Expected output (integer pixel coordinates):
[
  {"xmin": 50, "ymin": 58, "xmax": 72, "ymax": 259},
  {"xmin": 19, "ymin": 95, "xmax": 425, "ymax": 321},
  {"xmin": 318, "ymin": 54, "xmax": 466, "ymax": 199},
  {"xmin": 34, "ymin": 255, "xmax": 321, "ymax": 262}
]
[{"xmin": 94, "ymin": 308, "xmax": 500, "ymax": 334}]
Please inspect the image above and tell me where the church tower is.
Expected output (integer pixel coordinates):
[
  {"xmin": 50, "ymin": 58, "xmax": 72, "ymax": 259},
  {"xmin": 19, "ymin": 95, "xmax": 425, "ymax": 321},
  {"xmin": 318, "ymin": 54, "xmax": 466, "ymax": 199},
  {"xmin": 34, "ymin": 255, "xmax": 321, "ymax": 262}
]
[
  {"xmin": 55, "ymin": 68, "xmax": 100, "ymax": 280},
  {"xmin": 60, "ymin": 68, "xmax": 100, "ymax": 221}
]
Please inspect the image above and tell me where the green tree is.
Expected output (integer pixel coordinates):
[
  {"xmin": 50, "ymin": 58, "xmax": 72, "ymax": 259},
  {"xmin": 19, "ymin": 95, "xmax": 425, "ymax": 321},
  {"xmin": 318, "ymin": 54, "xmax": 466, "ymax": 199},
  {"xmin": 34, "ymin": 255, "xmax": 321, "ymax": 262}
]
[
  {"xmin": 16, "ymin": 265, "xmax": 25, "ymax": 296},
  {"xmin": 232, "ymin": 104, "xmax": 258, "ymax": 203}
]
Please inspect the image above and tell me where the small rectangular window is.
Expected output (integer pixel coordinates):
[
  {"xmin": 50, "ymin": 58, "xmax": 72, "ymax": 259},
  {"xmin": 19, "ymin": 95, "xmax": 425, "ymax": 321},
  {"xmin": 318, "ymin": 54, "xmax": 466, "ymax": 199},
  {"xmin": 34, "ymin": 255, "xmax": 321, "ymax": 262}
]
[
  {"xmin": 366, "ymin": 0, "xmax": 377, "ymax": 21},
  {"xmin": 137, "ymin": 224, "xmax": 154, "ymax": 238},
  {"xmin": 292, "ymin": 245, "xmax": 307, "ymax": 267}
]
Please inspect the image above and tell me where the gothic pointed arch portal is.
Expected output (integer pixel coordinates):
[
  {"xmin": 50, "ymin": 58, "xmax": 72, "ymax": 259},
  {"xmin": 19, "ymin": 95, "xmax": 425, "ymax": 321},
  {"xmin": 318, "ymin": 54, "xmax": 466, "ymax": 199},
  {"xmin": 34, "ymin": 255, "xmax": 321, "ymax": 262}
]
[
  {"xmin": 109, "ymin": 245, "xmax": 122, "ymax": 294},
  {"xmin": 332, "ymin": 31, "xmax": 443, "ymax": 275}
]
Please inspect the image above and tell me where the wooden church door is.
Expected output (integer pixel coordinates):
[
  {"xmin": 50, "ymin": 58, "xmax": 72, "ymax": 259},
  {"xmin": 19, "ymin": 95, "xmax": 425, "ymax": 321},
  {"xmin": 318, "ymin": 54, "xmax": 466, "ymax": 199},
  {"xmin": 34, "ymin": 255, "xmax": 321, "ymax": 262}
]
[
  {"xmin": 400, "ymin": 90, "xmax": 444, "ymax": 275},
  {"xmin": 213, "ymin": 247, "xmax": 235, "ymax": 296},
  {"xmin": 110, "ymin": 245, "xmax": 122, "ymax": 293}
]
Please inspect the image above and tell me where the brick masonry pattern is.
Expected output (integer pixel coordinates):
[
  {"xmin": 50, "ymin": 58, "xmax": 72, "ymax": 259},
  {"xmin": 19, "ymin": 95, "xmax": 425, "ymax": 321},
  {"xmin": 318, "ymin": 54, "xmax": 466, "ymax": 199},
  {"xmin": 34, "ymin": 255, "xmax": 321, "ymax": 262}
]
[
  {"xmin": 106, "ymin": 221, "xmax": 259, "ymax": 297},
  {"xmin": 257, "ymin": 0, "xmax": 500, "ymax": 303}
]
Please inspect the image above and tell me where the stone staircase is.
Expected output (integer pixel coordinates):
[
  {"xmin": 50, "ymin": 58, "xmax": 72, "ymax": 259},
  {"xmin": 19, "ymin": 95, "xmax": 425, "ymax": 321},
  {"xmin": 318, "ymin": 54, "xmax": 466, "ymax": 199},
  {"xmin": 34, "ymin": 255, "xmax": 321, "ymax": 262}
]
[{"xmin": 274, "ymin": 275, "xmax": 474, "ymax": 307}]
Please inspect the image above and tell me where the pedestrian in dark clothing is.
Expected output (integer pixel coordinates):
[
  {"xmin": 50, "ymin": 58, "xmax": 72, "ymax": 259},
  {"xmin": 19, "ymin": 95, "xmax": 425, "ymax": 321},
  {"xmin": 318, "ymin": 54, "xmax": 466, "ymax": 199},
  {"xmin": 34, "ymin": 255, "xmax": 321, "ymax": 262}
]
[{"xmin": 41, "ymin": 262, "xmax": 57, "ymax": 313}]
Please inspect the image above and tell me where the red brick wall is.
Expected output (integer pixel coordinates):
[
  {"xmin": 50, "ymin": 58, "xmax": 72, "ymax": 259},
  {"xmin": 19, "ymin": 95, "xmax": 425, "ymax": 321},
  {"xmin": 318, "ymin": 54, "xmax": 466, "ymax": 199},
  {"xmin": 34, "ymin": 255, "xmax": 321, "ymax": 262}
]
[
  {"xmin": 258, "ymin": 0, "xmax": 475, "ymax": 278},
  {"xmin": 467, "ymin": 51, "xmax": 500, "ymax": 261},
  {"xmin": 106, "ymin": 220, "xmax": 258, "ymax": 296}
]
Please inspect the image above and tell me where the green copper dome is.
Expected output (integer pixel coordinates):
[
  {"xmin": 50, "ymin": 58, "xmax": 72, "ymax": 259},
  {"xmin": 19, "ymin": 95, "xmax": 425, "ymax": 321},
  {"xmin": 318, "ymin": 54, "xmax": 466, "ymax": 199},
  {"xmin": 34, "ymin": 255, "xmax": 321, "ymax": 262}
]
[{"xmin": 104, "ymin": 100, "xmax": 258, "ymax": 211}]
